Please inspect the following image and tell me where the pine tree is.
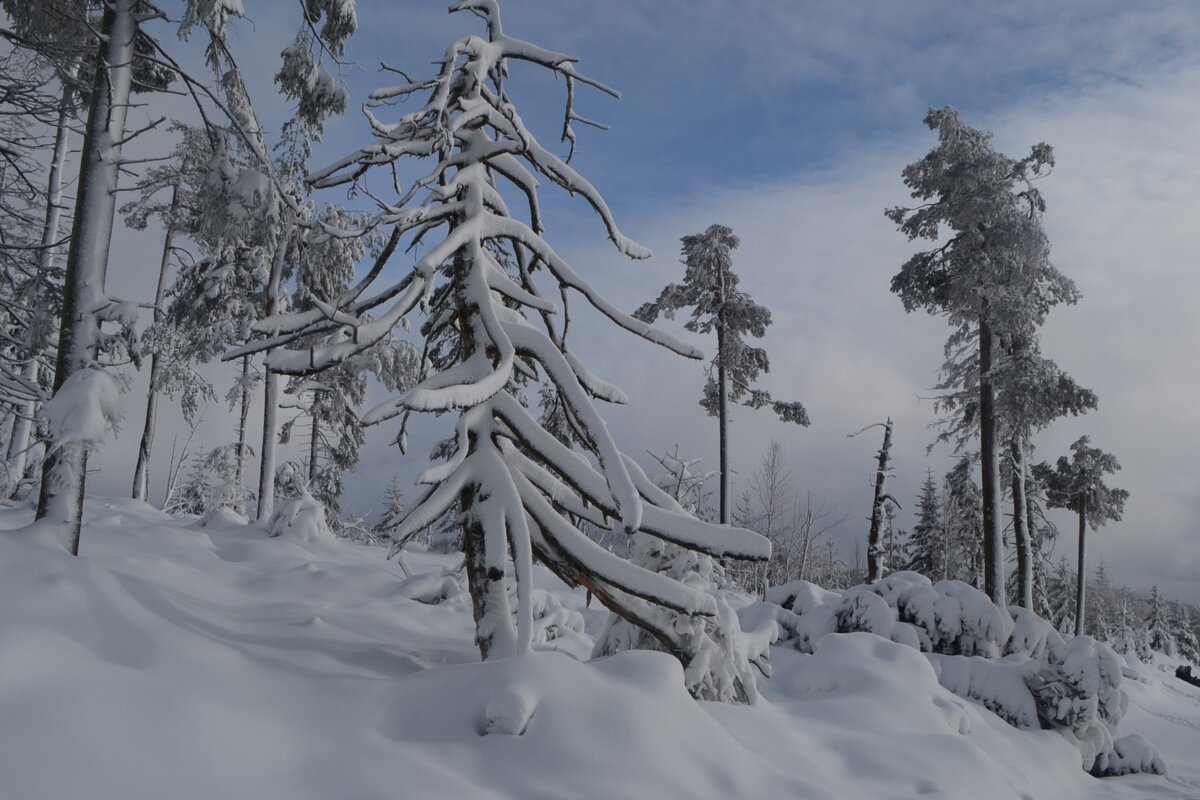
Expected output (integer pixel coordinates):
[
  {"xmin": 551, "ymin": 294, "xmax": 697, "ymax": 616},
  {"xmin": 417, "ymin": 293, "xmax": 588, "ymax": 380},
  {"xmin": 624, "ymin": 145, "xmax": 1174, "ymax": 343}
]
[
  {"xmin": 1035, "ymin": 436, "xmax": 1128, "ymax": 636},
  {"xmin": 634, "ymin": 224, "xmax": 808, "ymax": 524},
  {"xmin": 888, "ymin": 107, "xmax": 1078, "ymax": 606},
  {"xmin": 242, "ymin": 0, "xmax": 770, "ymax": 701}
]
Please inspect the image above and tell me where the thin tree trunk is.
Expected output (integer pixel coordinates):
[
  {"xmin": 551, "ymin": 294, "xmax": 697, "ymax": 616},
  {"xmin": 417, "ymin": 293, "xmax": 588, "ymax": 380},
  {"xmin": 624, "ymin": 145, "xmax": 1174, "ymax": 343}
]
[
  {"xmin": 978, "ymin": 309, "xmax": 1004, "ymax": 604},
  {"xmin": 716, "ymin": 269, "xmax": 729, "ymax": 526},
  {"xmin": 36, "ymin": 0, "xmax": 137, "ymax": 553},
  {"xmin": 1011, "ymin": 437, "xmax": 1032, "ymax": 609},
  {"xmin": 255, "ymin": 234, "xmax": 290, "ymax": 520},
  {"xmin": 1075, "ymin": 503, "xmax": 1087, "ymax": 636},
  {"xmin": 867, "ymin": 417, "xmax": 893, "ymax": 582},
  {"xmin": 131, "ymin": 185, "xmax": 180, "ymax": 502},
  {"xmin": 235, "ymin": 354, "xmax": 251, "ymax": 498},
  {"xmin": 307, "ymin": 411, "xmax": 319, "ymax": 486},
  {"xmin": 10, "ymin": 75, "xmax": 74, "ymax": 490}
]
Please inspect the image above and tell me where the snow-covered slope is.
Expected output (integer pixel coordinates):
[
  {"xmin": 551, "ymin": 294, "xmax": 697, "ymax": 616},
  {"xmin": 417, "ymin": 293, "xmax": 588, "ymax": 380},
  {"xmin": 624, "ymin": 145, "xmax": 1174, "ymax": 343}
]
[{"xmin": 1, "ymin": 499, "xmax": 1196, "ymax": 799}]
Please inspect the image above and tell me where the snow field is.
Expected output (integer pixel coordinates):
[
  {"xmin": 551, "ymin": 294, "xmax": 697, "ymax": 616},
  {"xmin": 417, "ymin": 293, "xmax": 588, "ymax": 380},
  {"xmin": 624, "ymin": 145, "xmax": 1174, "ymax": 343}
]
[{"xmin": 1, "ymin": 499, "xmax": 1197, "ymax": 799}]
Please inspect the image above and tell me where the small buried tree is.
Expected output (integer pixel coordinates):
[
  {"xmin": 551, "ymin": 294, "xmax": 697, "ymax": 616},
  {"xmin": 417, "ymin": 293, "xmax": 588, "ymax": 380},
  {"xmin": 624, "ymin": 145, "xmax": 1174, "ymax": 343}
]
[{"xmin": 237, "ymin": 0, "xmax": 769, "ymax": 700}]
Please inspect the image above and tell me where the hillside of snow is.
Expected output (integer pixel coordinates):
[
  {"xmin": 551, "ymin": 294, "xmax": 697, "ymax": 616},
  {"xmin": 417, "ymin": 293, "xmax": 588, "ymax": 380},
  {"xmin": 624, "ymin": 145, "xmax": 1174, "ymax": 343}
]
[{"xmin": 2, "ymin": 498, "xmax": 1198, "ymax": 800}]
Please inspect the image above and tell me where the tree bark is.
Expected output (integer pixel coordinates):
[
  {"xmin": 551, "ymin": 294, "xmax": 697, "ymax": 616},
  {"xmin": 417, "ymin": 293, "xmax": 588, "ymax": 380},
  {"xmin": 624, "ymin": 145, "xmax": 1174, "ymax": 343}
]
[
  {"xmin": 255, "ymin": 234, "xmax": 290, "ymax": 520},
  {"xmin": 978, "ymin": 309, "xmax": 1004, "ymax": 605},
  {"xmin": 36, "ymin": 0, "xmax": 137, "ymax": 553},
  {"xmin": 131, "ymin": 185, "xmax": 180, "ymax": 502},
  {"xmin": 307, "ymin": 410, "xmax": 319, "ymax": 486},
  {"xmin": 867, "ymin": 417, "xmax": 893, "ymax": 582},
  {"xmin": 1011, "ymin": 438, "xmax": 1033, "ymax": 609},
  {"xmin": 1075, "ymin": 502, "xmax": 1087, "ymax": 636},
  {"xmin": 234, "ymin": 354, "xmax": 252, "ymax": 500},
  {"xmin": 10, "ymin": 73, "xmax": 74, "ymax": 492},
  {"xmin": 716, "ymin": 265, "xmax": 730, "ymax": 526}
]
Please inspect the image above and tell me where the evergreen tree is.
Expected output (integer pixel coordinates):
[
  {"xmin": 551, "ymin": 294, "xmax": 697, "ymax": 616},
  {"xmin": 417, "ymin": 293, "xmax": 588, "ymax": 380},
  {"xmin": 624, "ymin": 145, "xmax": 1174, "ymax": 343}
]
[
  {"xmin": 1172, "ymin": 604, "xmax": 1200, "ymax": 666},
  {"xmin": 1145, "ymin": 586, "xmax": 1175, "ymax": 656},
  {"xmin": 888, "ymin": 107, "xmax": 1078, "ymax": 606},
  {"xmin": 906, "ymin": 469, "xmax": 945, "ymax": 579},
  {"xmin": 1045, "ymin": 557, "xmax": 1077, "ymax": 635},
  {"xmin": 1035, "ymin": 436, "xmax": 1128, "ymax": 636},
  {"xmin": 243, "ymin": 0, "xmax": 770, "ymax": 701},
  {"xmin": 634, "ymin": 224, "xmax": 808, "ymax": 524},
  {"xmin": 943, "ymin": 456, "xmax": 983, "ymax": 587}
]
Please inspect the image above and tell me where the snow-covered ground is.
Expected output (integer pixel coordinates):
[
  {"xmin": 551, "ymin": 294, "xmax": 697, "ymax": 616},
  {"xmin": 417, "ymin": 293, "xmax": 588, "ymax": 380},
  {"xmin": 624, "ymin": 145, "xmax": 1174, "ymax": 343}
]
[{"xmin": 1, "ymin": 498, "xmax": 1197, "ymax": 800}]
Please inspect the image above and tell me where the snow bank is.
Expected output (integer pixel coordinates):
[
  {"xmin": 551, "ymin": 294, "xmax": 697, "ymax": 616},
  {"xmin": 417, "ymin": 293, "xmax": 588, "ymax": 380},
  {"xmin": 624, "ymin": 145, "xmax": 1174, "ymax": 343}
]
[
  {"xmin": 0, "ymin": 500, "xmax": 1190, "ymax": 799},
  {"xmin": 755, "ymin": 571, "xmax": 1167, "ymax": 776}
]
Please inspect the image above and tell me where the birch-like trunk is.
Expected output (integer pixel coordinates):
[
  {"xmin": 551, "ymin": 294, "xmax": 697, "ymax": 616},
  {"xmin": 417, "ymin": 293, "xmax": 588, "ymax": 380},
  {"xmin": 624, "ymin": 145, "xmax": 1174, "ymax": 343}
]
[
  {"xmin": 9, "ymin": 75, "xmax": 74, "ymax": 489},
  {"xmin": 255, "ymin": 235, "xmax": 289, "ymax": 520},
  {"xmin": 1074, "ymin": 502, "xmax": 1087, "ymax": 636},
  {"xmin": 866, "ymin": 417, "xmax": 893, "ymax": 583},
  {"xmin": 36, "ymin": 0, "xmax": 137, "ymax": 553},
  {"xmin": 131, "ymin": 185, "xmax": 180, "ymax": 502},
  {"xmin": 978, "ymin": 309, "xmax": 1004, "ymax": 605},
  {"xmin": 1011, "ymin": 438, "xmax": 1033, "ymax": 609}
]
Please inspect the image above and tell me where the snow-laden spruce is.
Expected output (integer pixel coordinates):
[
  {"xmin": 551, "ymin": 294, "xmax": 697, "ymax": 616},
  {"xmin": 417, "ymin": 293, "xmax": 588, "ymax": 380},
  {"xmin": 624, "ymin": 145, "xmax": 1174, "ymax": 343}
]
[{"xmin": 235, "ymin": 0, "xmax": 770, "ymax": 700}]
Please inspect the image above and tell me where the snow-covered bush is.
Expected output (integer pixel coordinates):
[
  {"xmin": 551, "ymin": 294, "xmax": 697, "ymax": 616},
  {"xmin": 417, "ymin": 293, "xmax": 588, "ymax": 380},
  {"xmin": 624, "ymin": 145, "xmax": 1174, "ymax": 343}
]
[
  {"xmin": 266, "ymin": 462, "xmax": 333, "ymax": 542},
  {"xmin": 755, "ymin": 573, "xmax": 1165, "ymax": 775},
  {"xmin": 594, "ymin": 534, "xmax": 770, "ymax": 703}
]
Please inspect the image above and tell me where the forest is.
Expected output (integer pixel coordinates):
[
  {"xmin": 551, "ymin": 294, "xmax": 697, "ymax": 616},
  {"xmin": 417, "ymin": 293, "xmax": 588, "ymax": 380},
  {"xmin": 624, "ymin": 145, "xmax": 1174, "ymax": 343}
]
[{"xmin": 1, "ymin": 1, "xmax": 1198, "ymax": 798}]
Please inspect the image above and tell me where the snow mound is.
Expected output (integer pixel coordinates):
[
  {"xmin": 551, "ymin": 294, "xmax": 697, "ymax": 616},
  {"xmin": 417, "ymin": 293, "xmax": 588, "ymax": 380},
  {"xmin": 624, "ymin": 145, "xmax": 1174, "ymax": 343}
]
[
  {"xmin": 267, "ymin": 489, "xmax": 333, "ymax": 542},
  {"xmin": 757, "ymin": 572, "xmax": 1167, "ymax": 776},
  {"xmin": 0, "ymin": 500, "xmax": 1190, "ymax": 799}
]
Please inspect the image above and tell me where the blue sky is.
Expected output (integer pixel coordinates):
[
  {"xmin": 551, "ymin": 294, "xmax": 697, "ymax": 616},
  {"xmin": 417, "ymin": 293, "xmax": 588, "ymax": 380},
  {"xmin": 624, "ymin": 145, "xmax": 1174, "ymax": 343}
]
[{"xmin": 92, "ymin": 0, "xmax": 1200, "ymax": 601}]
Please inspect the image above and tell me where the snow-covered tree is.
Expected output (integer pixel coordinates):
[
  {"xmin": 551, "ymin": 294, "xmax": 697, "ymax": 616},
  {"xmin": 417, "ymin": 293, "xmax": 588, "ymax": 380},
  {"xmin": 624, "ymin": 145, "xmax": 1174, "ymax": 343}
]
[
  {"xmin": 850, "ymin": 418, "xmax": 897, "ymax": 582},
  {"xmin": 240, "ymin": 0, "xmax": 770, "ymax": 699},
  {"xmin": 1172, "ymin": 604, "xmax": 1200, "ymax": 666},
  {"xmin": 889, "ymin": 107, "xmax": 1078, "ymax": 606},
  {"xmin": 634, "ymin": 224, "xmax": 809, "ymax": 524},
  {"xmin": 1034, "ymin": 436, "xmax": 1128, "ymax": 636},
  {"xmin": 1144, "ymin": 586, "xmax": 1174, "ymax": 656},
  {"xmin": 119, "ymin": 122, "xmax": 218, "ymax": 501},
  {"xmin": 1044, "ymin": 557, "xmax": 1077, "ymax": 635},
  {"xmin": 943, "ymin": 456, "xmax": 983, "ymax": 587},
  {"xmin": 906, "ymin": 468, "xmax": 945, "ymax": 579},
  {"xmin": 998, "ymin": 336, "xmax": 1096, "ymax": 610}
]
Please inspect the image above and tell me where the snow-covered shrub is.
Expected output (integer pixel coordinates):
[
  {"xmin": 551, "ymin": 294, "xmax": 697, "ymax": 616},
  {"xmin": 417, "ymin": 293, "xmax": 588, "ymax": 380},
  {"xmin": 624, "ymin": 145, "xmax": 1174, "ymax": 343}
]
[
  {"xmin": 267, "ymin": 463, "xmax": 333, "ymax": 542},
  {"xmin": 758, "ymin": 575, "xmax": 1165, "ymax": 775},
  {"xmin": 395, "ymin": 567, "xmax": 466, "ymax": 606},
  {"xmin": 593, "ymin": 534, "xmax": 768, "ymax": 703},
  {"xmin": 529, "ymin": 589, "xmax": 586, "ymax": 647}
]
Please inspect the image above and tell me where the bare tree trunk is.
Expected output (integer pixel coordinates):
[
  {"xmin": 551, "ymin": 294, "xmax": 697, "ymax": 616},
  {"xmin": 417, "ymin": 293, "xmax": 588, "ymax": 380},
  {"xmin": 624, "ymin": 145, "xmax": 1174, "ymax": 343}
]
[
  {"xmin": 307, "ymin": 411, "xmax": 319, "ymax": 486},
  {"xmin": 234, "ymin": 355, "xmax": 251, "ymax": 503},
  {"xmin": 255, "ymin": 234, "xmax": 289, "ymax": 520},
  {"xmin": 36, "ymin": 0, "xmax": 137, "ymax": 553},
  {"xmin": 1074, "ymin": 502, "xmax": 1087, "ymax": 636},
  {"xmin": 10, "ymin": 75, "xmax": 74, "ymax": 490},
  {"xmin": 131, "ymin": 185, "xmax": 179, "ymax": 502},
  {"xmin": 866, "ymin": 417, "xmax": 893, "ymax": 582},
  {"xmin": 978, "ymin": 310, "xmax": 1004, "ymax": 605},
  {"xmin": 1011, "ymin": 438, "xmax": 1032, "ymax": 609}
]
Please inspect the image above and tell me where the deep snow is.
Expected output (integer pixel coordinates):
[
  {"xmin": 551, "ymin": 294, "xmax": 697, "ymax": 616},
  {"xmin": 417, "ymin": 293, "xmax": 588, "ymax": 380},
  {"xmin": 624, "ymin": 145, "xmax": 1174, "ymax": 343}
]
[{"xmin": 1, "ymin": 498, "xmax": 1197, "ymax": 800}]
